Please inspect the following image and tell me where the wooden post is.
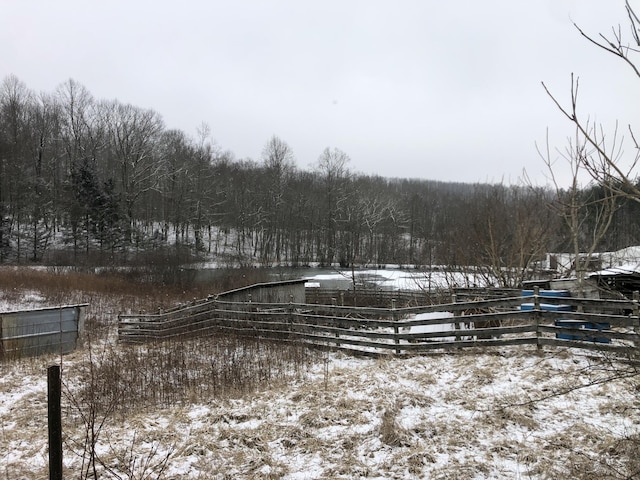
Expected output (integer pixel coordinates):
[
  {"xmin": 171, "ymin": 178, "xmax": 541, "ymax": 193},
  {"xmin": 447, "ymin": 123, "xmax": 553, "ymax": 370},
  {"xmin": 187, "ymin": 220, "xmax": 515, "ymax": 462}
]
[
  {"xmin": 633, "ymin": 291, "xmax": 639, "ymax": 346},
  {"xmin": 330, "ymin": 298, "xmax": 340, "ymax": 346},
  {"xmin": 452, "ymin": 293, "xmax": 462, "ymax": 343},
  {"xmin": 48, "ymin": 364, "xmax": 62, "ymax": 480},
  {"xmin": 288, "ymin": 295, "xmax": 294, "ymax": 336},
  {"xmin": 246, "ymin": 294, "xmax": 252, "ymax": 328},
  {"xmin": 392, "ymin": 299, "xmax": 400, "ymax": 355},
  {"xmin": 534, "ymin": 286, "xmax": 542, "ymax": 351}
]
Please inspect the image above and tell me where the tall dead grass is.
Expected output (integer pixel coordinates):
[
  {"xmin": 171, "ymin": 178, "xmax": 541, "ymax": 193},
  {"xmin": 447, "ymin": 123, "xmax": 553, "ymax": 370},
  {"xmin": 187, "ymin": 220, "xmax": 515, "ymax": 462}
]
[
  {"xmin": 0, "ymin": 265, "xmax": 271, "ymax": 310},
  {"xmin": 67, "ymin": 335, "xmax": 317, "ymax": 416},
  {"xmin": 59, "ymin": 333, "xmax": 318, "ymax": 478},
  {"xmin": 0, "ymin": 265, "xmax": 315, "ymax": 479}
]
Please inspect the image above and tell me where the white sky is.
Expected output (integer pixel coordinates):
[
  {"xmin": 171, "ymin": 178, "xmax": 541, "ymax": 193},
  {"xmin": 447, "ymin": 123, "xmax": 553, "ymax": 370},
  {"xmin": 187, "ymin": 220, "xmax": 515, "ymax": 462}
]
[{"xmin": 2, "ymin": 1, "xmax": 638, "ymax": 186}]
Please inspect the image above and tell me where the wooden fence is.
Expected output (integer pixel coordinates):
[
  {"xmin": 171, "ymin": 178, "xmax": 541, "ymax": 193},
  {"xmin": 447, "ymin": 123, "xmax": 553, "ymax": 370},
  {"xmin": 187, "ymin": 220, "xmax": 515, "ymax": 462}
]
[
  {"xmin": 304, "ymin": 287, "xmax": 521, "ymax": 308},
  {"xmin": 118, "ymin": 289, "xmax": 640, "ymax": 355}
]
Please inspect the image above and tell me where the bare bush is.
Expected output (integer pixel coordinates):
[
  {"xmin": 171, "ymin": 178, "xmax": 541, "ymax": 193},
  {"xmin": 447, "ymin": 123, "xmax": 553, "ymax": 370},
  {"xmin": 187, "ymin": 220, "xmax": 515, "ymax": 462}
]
[{"xmin": 67, "ymin": 335, "xmax": 316, "ymax": 416}]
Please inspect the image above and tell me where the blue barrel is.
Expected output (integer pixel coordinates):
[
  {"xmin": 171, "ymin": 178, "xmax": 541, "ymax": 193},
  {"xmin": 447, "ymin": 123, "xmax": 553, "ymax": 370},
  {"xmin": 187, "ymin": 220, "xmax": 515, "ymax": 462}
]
[
  {"xmin": 520, "ymin": 303, "xmax": 572, "ymax": 311},
  {"xmin": 555, "ymin": 320, "xmax": 611, "ymax": 343},
  {"xmin": 522, "ymin": 289, "xmax": 570, "ymax": 298}
]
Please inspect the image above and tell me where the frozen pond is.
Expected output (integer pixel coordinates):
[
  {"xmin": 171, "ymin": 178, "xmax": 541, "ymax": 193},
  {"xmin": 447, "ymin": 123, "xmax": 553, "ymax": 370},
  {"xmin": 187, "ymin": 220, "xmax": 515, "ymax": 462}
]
[
  {"xmin": 193, "ymin": 265, "xmax": 493, "ymax": 292},
  {"xmin": 284, "ymin": 267, "xmax": 491, "ymax": 292}
]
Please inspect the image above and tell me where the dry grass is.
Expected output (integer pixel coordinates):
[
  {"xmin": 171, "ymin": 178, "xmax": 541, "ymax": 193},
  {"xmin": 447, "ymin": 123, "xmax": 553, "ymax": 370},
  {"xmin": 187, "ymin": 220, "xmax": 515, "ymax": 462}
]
[
  {"xmin": 379, "ymin": 401, "xmax": 409, "ymax": 447},
  {"xmin": 65, "ymin": 335, "xmax": 316, "ymax": 419},
  {"xmin": 2, "ymin": 269, "xmax": 640, "ymax": 478},
  {"xmin": 3, "ymin": 344, "xmax": 640, "ymax": 479},
  {"xmin": 0, "ymin": 265, "xmax": 272, "ymax": 310}
]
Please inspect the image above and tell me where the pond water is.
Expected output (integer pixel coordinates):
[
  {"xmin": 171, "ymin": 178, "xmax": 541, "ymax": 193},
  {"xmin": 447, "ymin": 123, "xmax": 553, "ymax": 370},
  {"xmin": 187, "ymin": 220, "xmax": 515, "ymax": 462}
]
[{"xmin": 192, "ymin": 265, "xmax": 482, "ymax": 292}]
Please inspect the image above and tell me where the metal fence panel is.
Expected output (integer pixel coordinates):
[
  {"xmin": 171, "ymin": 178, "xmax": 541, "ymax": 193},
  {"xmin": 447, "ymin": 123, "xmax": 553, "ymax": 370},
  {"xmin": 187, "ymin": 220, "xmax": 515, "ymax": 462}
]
[{"xmin": 1, "ymin": 306, "xmax": 86, "ymax": 359}]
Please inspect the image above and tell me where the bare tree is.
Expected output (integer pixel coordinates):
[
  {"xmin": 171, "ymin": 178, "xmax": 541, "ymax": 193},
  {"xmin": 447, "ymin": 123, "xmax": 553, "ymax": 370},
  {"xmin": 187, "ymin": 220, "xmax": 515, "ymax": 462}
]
[
  {"xmin": 315, "ymin": 147, "xmax": 351, "ymax": 265},
  {"xmin": 0, "ymin": 75, "xmax": 35, "ymax": 261},
  {"xmin": 56, "ymin": 79, "xmax": 104, "ymax": 171},
  {"xmin": 103, "ymin": 101, "xmax": 164, "ymax": 243},
  {"xmin": 543, "ymin": 1, "xmax": 640, "ymax": 205},
  {"xmin": 540, "ymin": 8, "xmax": 640, "ymax": 470},
  {"xmin": 468, "ymin": 184, "xmax": 554, "ymax": 288},
  {"xmin": 24, "ymin": 91, "xmax": 61, "ymax": 261},
  {"xmin": 537, "ymin": 129, "xmax": 619, "ymax": 292},
  {"xmin": 259, "ymin": 135, "xmax": 295, "ymax": 263}
]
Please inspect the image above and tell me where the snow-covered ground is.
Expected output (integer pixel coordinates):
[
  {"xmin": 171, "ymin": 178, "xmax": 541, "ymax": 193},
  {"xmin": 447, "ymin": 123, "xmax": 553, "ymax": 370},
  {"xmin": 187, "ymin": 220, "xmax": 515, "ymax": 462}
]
[
  {"xmin": 2, "ymin": 343, "xmax": 639, "ymax": 479},
  {"xmin": 2, "ymin": 268, "xmax": 640, "ymax": 479}
]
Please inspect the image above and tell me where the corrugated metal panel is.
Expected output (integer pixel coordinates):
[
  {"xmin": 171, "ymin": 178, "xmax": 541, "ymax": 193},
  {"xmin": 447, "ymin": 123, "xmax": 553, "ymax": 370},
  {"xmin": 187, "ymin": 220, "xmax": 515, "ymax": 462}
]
[{"xmin": 0, "ymin": 306, "xmax": 86, "ymax": 359}]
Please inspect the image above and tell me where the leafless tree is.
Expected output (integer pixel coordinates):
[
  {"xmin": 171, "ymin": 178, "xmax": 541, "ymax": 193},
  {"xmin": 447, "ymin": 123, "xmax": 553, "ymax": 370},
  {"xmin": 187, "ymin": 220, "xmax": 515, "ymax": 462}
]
[
  {"xmin": 541, "ymin": 8, "xmax": 640, "ymax": 474},
  {"xmin": 315, "ymin": 147, "xmax": 352, "ymax": 265},
  {"xmin": 469, "ymin": 184, "xmax": 554, "ymax": 288},
  {"xmin": 258, "ymin": 135, "xmax": 295, "ymax": 263},
  {"xmin": 0, "ymin": 75, "xmax": 36, "ymax": 261},
  {"xmin": 56, "ymin": 79, "xmax": 104, "ymax": 171},
  {"xmin": 103, "ymin": 101, "xmax": 164, "ymax": 242},
  {"xmin": 537, "ymin": 128, "xmax": 619, "ymax": 291},
  {"xmin": 543, "ymin": 1, "xmax": 640, "ymax": 205}
]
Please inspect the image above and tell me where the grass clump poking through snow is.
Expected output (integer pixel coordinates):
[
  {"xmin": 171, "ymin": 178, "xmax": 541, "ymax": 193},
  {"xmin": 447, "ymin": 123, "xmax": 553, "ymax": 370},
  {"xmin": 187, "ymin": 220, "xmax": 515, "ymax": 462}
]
[
  {"xmin": 379, "ymin": 400, "xmax": 409, "ymax": 447},
  {"xmin": 4, "ymin": 344, "xmax": 640, "ymax": 478}
]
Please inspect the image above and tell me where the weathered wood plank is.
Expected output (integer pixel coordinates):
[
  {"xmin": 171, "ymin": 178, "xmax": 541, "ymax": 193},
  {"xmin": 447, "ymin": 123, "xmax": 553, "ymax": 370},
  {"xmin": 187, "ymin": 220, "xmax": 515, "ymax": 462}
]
[
  {"xmin": 537, "ymin": 310, "xmax": 639, "ymax": 327},
  {"xmin": 538, "ymin": 325, "xmax": 639, "ymax": 343},
  {"xmin": 538, "ymin": 337, "xmax": 637, "ymax": 353}
]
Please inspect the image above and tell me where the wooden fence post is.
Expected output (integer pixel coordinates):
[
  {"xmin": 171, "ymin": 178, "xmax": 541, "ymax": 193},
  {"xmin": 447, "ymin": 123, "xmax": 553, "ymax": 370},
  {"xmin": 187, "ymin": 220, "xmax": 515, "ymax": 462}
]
[
  {"xmin": 48, "ymin": 364, "xmax": 62, "ymax": 480},
  {"xmin": 246, "ymin": 294, "xmax": 252, "ymax": 330},
  {"xmin": 330, "ymin": 298, "xmax": 340, "ymax": 346},
  {"xmin": 288, "ymin": 295, "xmax": 294, "ymax": 337},
  {"xmin": 392, "ymin": 299, "xmax": 400, "ymax": 355},
  {"xmin": 452, "ymin": 293, "xmax": 462, "ymax": 344},
  {"xmin": 633, "ymin": 291, "xmax": 639, "ymax": 346},
  {"xmin": 534, "ymin": 286, "xmax": 542, "ymax": 351}
]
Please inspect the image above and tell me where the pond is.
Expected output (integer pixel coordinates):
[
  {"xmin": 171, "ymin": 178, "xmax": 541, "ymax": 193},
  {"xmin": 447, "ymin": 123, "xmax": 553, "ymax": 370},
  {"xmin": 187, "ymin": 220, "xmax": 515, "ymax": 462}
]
[{"xmin": 192, "ymin": 265, "xmax": 489, "ymax": 292}]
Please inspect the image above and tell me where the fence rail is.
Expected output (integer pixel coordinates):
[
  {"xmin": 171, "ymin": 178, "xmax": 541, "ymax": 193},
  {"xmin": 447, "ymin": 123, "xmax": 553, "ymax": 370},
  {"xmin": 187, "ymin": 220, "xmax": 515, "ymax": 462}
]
[{"xmin": 118, "ymin": 290, "xmax": 640, "ymax": 355}]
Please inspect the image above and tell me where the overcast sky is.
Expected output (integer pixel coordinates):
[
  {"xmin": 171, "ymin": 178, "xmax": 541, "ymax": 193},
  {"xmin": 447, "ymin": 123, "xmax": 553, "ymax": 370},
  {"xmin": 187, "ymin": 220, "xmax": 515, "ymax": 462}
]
[{"xmin": 2, "ymin": 1, "xmax": 638, "ymax": 186}]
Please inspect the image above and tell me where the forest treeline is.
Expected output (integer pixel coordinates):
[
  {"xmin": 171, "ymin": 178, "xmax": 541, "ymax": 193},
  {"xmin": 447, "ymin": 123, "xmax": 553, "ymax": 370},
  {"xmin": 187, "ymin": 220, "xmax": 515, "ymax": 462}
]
[{"xmin": 1, "ymin": 74, "xmax": 640, "ymax": 284}]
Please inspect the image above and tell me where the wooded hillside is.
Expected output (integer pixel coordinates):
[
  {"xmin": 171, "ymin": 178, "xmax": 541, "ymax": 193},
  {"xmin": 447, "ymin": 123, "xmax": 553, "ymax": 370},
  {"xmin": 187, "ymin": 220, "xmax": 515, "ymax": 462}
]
[{"xmin": 2, "ymin": 75, "xmax": 640, "ymax": 283}]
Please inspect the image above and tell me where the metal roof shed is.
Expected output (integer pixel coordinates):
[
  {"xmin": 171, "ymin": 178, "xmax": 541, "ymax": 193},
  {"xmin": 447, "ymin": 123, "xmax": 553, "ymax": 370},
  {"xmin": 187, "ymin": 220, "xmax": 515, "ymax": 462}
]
[{"xmin": 217, "ymin": 279, "xmax": 307, "ymax": 304}]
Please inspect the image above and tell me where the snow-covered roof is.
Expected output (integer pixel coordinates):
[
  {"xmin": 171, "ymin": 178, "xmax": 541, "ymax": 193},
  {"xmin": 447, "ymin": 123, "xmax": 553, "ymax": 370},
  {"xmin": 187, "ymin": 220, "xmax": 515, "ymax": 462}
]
[{"xmin": 590, "ymin": 263, "xmax": 640, "ymax": 277}]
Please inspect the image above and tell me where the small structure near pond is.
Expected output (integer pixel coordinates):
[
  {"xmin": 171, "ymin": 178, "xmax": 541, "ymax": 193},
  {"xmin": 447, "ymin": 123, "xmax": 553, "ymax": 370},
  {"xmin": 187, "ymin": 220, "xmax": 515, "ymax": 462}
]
[{"xmin": 217, "ymin": 279, "xmax": 307, "ymax": 304}]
